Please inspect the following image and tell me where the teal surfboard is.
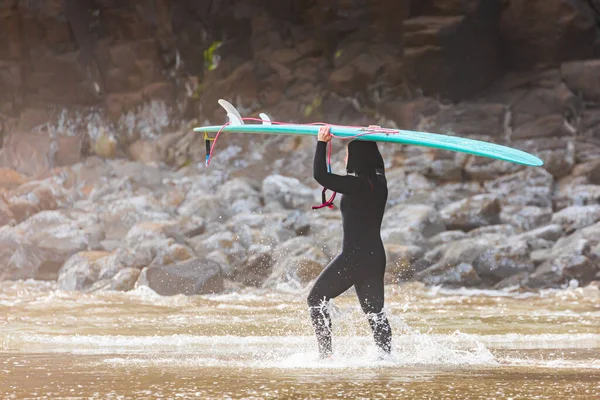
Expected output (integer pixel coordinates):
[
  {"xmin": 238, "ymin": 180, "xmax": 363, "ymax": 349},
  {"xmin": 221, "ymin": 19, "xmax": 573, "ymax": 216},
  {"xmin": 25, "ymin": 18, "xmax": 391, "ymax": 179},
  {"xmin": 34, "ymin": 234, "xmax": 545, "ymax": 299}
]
[{"xmin": 194, "ymin": 100, "xmax": 544, "ymax": 167}]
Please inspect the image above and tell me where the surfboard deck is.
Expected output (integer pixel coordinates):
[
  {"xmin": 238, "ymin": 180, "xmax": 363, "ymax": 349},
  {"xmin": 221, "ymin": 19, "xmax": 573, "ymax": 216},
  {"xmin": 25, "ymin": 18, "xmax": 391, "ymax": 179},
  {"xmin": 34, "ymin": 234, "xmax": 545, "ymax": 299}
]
[{"xmin": 193, "ymin": 100, "xmax": 544, "ymax": 167}]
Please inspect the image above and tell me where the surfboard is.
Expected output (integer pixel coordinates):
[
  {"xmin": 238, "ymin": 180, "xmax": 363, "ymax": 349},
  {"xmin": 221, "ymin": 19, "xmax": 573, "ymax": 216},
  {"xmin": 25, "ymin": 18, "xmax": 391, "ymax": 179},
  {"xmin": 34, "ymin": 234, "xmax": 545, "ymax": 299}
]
[{"xmin": 194, "ymin": 100, "xmax": 544, "ymax": 167}]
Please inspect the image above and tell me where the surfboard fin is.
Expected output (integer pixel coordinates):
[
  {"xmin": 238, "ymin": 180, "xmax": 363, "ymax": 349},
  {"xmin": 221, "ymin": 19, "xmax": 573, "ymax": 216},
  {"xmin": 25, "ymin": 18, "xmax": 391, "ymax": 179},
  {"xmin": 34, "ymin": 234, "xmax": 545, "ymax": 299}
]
[
  {"xmin": 218, "ymin": 99, "xmax": 244, "ymax": 125},
  {"xmin": 259, "ymin": 113, "xmax": 271, "ymax": 125}
]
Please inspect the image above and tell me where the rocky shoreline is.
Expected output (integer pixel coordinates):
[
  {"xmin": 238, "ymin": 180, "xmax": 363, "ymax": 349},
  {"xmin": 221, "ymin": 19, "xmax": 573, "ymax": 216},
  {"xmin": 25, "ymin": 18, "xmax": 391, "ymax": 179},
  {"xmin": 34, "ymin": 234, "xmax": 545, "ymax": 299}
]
[
  {"xmin": 0, "ymin": 121, "xmax": 598, "ymax": 295},
  {"xmin": 1, "ymin": 1, "xmax": 599, "ymax": 293}
]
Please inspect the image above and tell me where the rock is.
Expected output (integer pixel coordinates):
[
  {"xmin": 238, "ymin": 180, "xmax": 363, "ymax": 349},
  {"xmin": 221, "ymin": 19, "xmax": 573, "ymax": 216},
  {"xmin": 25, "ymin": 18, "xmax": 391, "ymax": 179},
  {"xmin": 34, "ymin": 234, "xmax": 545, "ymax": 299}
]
[
  {"xmin": 7, "ymin": 178, "xmax": 73, "ymax": 214},
  {"xmin": 381, "ymin": 204, "xmax": 445, "ymax": 245},
  {"xmin": 511, "ymin": 114, "xmax": 570, "ymax": 139},
  {"xmin": 386, "ymin": 171, "xmax": 437, "ymax": 206},
  {"xmin": 556, "ymin": 185, "xmax": 600, "ymax": 208},
  {"xmin": 531, "ymin": 222, "xmax": 600, "ymax": 263},
  {"xmin": 191, "ymin": 230, "xmax": 246, "ymax": 277},
  {"xmin": 484, "ymin": 72, "xmax": 579, "ymax": 127},
  {"xmin": 472, "ymin": 238, "xmax": 535, "ymax": 282},
  {"xmin": 467, "ymin": 224, "xmax": 517, "ymax": 238},
  {"xmin": 528, "ymin": 255, "xmax": 597, "ymax": 288},
  {"xmin": 0, "ymin": 168, "xmax": 27, "ymax": 190},
  {"xmin": 0, "ymin": 198, "xmax": 15, "ymax": 227},
  {"xmin": 500, "ymin": 205, "xmax": 552, "ymax": 231},
  {"xmin": 0, "ymin": 227, "xmax": 64, "ymax": 281},
  {"xmin": 105, "ymin": 160, "xmax": 171, "ymax": 188},
  {"xmin": 5, "ymin": 198, "xmax": 39, "ymax": 224},
  {"xmin": 493, "ymin": 271, "xmax": 531, "ymax": 290},
  {"xmin": 137, "ymin": 258, "xmax": 224, "ymax": 296},
  {"xmin": 437, "ymin": 238, "xmax": 494, "ymax": 266},
  {"xmin": 0, "ymin": 131, "xmax": 55, "ymax": 176},
  {"xmin": 511, "ymin": 224, "xmax": 565, "ymax": 243},
  {"xmin": 262, "ymin": 174, "xmax": 314, "ymax": 210},
  {"xmin": 233, "ymin": 245, "xmax": 273, "ymax": 287},
  {"xmin": 415, "ymin": 262, "xmax": 482, "ymax": 287},
  {"xmin": 105, "ymin": 246, "xmax": 155, "ymax": 273},
  {"xmin": 328, "ymin": 65, "xmax": 361, "ymax": 97},
  {"xmin": 427, "ymin": 230, "xmax": 468, "ymax": 247},
  {"xmin": 403, "ymin": 1, "xmax": 503, "ymax": 100},
  {"xmin": 570, "ymin": 160, "xmax": 600, "ymax": 185},
  {"xmin": 127, "ymin": 139, "xmax": 162, "ymax": 164},
  {"xmin": 464, "ymin": 156, "xmax": 524, "ymax": 181},
  {"xmin": 440, "ymin": 194, "xmax": 501, "ymax": 231},
  {"xmin": 91, "ymin": 129, "xmax": 118, "ymax": 158},
  {"xmin": 101, "ymin": 195, "xmax": 172, "ymax": 240},
  {"xmin": 385, "ymin": 244, "xmax": 425, "ymax": 283},
  {"xmin": 8, "ymin": 210, "xmax": 104, "ymax": 279},
  {"xmin": 149, "ymin": 243, "xmax": 195, "ymax": 269},
  {"xmin": 536, "ymin": 140, "xmax": 576, "ymax": 179},
  {"xmin": 177, "ymin": 193, "xmax": 229, "ymax": 221},
  {"xmin": 500, "ymin": 0, "xmax": 596, "ymax": 69},
  {"xmin": 216, "ymin": 178, "xmax": 262, "ymax": 214},
  {"xmin": 201, "ymin": 62, "xmax": 259, "ymax": 121},
  {"xmin": 57, "ymin": 251, "xmax": 110, "ymax": 291},
  {"xmin": 551, "ymin": 205, "xmax": 600, "ymax": 233},
  {"xmin": 561, "ymin": 59, "xmax": 600, "ymax": 101},
  {"xmin": 109, "ymin": 267, "xmax": 141, "ymax": 291},
  {"xmin": 429, "ymin": 103, "xmax": 507, "ymax": 138},
  {"xmin": 423, "ymin": 159, "xmax": 463, "ymax": 182},
  {"xmin": 553, "ymin": 221, "xmax": 600, "ymax": 252},
  {"xmin": 264, "ymin": 237, "xmax": 330, "ymax": 288},
  {"xmin": 430, "ymin": 181, "xmax": 484, "ymax": 208},
  {"xmin": 378, "ymin": 97, "xmax": 440, "ymax": 129},
  {"xmin": 280, "ymin": 212, "xmax": 310, "ymax": 238},
  {"xmin": 485, "ymin": 168, "xmax": 553, "ymax": 208}
]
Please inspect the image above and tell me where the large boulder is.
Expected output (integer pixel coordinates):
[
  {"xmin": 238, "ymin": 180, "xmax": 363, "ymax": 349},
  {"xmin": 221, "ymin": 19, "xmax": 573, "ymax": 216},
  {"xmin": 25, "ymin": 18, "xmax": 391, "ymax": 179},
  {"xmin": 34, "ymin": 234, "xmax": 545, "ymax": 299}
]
[
  {"xmin": 415, "ymin": 262, "xmax": 482, "ymax": 287},
  {"xmin": 0, "ymin": 198, "xmax": 15, "ymax": 227},
  {"xmin": 528, "ymin": 255, "xmax": 598, "ymax": 288},
  {"xmin": 439, "ymin": 194, "xmax": 501, "ymax": 231},
  {"xmin": 262, "ymin": 174, "xmax": 315, "ymax": 210},
  {"xmin": 385, "ymin": 244, "xmax": 426, "ymax": 283},
  {"xmin": 216, "ymin": 178, "xmax": 262, "ymax": 214},
  {"xmin": 263, "ymin": 237, "xmax": 329, "ymax": 288},
  {"xmin": 5, "ymin": 178, "xmax": 74, "ymax": 222},
  {"xmin": 561, "ymin": 59, "xmax": 600, "ymax": 101},
  {"xmin": 137, "ymin": 258, "xmax": 224, "ymax": 296},
  {"xmin": 232, "ymin": 245, "xmax": 274, "ymax": 287},
  {"xmin": 429, "ymin": 103, "xmax": 507, "ymax": 138},
  {"xmin": 191, "ymin": 230, "xmax": 247, "ymax": 277},
  {"xmin": 2, "ymin": 210, "xmax": 105, "ymax": 280},
  {"xmin": 57, "ymin": 252, "xmax": 111, "ymax": 291},
  {"xmin": 499, "ymin": 0, "xmax": 597, "ymax": 69},
  {"xmin": 381, "ymin": 204, "xmax": 445, "ymax": 245},
  {"xmin": 551, "ymin": 205, "xmax": 600, "ymax": 234},
  {"xmin": 403, "ymin": 0, "xmax": 503, "ymax": 100},
  {"xmin": 101, "ymin": 195, "xmax": 172, "ymax": 240},
  {"xmin": 472, "ymin": 238, "xmax": 535, "ymax": 282},
  {"xmin": 0, "ymin": 227, "xmax": 66, "ymax": 281},
  {"xmin": 500, "ymin": 205, "xmax": 552, "ymax": 231},
  {"xmin": 485, "ymin": 168, "xmax": 554, "ymax": 208},
  {"xmin": 556, "ymin": 185, "xmax": 600, "ymax": 208},
  {"xmin": 531, "ymin": 222, "xmax": 600, "ymax": 264}
]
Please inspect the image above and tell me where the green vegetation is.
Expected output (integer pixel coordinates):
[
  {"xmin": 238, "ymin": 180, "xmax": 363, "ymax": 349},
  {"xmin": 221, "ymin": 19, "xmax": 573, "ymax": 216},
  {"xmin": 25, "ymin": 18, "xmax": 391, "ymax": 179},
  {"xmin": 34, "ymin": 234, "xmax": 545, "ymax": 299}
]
[{"xmin": 203, "ymin": 41, "xmax": 222, "ymax": 71}]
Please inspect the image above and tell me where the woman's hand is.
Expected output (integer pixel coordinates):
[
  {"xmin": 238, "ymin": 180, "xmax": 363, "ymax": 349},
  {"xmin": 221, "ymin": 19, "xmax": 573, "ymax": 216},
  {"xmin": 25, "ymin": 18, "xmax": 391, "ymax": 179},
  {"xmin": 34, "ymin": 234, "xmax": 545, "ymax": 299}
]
[
  {"xmin": 368, "ymin": 125, "xmax": 381, "ymax": 129},
  {"xmin": 318, "ymin": 126, "xmax": 332, "ymax": 143}
]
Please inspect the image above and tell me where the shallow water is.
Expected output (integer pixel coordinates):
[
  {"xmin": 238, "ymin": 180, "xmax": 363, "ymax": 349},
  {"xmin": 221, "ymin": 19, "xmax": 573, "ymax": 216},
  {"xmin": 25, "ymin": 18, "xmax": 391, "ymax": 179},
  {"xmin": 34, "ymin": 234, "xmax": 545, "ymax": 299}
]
[{"xmin": 1, "ymin": 280, "xmax": 599, "ymax": 399}]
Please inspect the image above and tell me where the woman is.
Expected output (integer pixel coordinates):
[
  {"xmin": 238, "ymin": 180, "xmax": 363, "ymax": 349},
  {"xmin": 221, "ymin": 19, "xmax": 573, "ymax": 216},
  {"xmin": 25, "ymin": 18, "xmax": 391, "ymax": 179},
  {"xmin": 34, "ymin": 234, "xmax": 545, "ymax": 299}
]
[{"xmin": 308, "ymin": 125, "xmax": 392, "ymax": 359}]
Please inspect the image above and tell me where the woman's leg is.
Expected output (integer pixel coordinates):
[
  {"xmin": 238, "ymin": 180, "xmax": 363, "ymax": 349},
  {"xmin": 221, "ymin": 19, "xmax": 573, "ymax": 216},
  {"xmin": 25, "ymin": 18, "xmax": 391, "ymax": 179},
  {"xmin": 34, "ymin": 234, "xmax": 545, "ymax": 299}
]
[
  {"xmin": 307, "ymin": 254, "xmax": 356, "ymax": 357},
  {"xmin": 354, "ymin": 266, "xmax": 392, "ymax": 354}
]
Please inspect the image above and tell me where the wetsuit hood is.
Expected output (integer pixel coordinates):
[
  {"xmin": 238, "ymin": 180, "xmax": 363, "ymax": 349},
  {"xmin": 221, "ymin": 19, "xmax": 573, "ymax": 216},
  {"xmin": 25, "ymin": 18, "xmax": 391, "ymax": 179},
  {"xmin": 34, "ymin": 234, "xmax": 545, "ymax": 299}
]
[{"xmin": 346, "ymin": 140, "xmax": 384, "ymax": 174}]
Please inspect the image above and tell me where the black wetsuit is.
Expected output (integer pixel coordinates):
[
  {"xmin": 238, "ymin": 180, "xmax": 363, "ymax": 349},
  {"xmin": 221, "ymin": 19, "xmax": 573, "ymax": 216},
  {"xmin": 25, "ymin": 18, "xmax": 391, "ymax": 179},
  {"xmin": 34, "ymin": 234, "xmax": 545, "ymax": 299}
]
[{"xmin": 308, "ymin": 140, "xmax": 392, "ymax": 357}]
